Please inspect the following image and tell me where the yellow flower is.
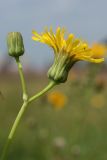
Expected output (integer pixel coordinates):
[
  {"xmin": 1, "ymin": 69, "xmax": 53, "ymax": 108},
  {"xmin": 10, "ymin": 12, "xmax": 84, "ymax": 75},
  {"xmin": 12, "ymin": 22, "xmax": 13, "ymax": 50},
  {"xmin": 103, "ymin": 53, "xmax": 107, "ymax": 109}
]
[
  {"xmin": 32, "ymin": 27, "xmax": 104, "ymax": 62},
  {"xmin": 32, "ymin": 27, "xmax": 104, "ymax": 83},
  {"xmin": 92, "ymin": 43, "xmax": 107, "ymax": 59},
  {"xmin": 47, "ymin": 91, "xmax": 67, "ymax": 109}
]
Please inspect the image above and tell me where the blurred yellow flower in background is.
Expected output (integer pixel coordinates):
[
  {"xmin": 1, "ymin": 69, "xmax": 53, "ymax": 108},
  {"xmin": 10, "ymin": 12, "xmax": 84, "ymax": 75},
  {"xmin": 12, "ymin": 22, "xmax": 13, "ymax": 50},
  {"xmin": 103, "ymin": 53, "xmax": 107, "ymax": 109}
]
[
  {"xmin": 90, "ymin": 94, "xmax": 105, "ymax": 109},
  {"xmin": 47, "ymin": 91, "xmax": 67, "ymax": 109},
  {"xmin": 92, "ymin": 43, "xmax": 107, "ymax": 59}
]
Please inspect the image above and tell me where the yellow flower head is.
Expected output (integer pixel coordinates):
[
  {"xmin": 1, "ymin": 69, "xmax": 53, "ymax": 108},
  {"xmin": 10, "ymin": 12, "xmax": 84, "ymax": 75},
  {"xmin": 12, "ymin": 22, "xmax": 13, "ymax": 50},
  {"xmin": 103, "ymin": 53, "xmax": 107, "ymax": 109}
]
[
  {"xmin": 32, "ymin": 27, "xmax": 104, "ymax": 83},
  {"xmin": 47, "ymin": 91, "xmax": 67, "ymax": 109}
]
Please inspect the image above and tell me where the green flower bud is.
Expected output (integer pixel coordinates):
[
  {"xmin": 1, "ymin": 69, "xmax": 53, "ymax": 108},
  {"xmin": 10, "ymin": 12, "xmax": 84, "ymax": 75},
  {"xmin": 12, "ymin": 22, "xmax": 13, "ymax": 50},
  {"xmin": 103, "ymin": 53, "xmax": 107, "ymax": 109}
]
[
  {"xmin": 7, "ymin": 32, "xmax": 25, "ymax": 57},
  {"xmin": 47, "ymin": 53, "xmax": 75, "ymax": 84}
]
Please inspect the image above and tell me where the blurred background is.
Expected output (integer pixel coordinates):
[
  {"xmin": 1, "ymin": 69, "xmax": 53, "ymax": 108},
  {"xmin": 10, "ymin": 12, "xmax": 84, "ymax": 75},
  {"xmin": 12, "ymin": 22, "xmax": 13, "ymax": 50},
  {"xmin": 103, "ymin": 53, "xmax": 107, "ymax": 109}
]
[{"xmin": 0, "ymin": 0, "xmax": 107, "ymax": 159}]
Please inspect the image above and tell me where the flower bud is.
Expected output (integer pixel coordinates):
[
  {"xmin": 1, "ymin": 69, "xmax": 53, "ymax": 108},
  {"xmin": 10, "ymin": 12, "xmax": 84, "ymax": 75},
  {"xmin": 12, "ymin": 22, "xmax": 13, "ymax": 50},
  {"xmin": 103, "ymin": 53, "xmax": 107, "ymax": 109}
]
[{"xmin": 7, "ymin": 32, "xmax": 24, "ymax": 57}]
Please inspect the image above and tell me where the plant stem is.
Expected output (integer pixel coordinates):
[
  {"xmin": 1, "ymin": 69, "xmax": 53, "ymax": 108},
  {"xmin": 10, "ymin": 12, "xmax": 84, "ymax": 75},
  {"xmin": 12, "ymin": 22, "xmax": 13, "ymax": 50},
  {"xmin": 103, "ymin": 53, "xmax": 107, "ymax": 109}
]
[
  {"xmin": 1, "ymin": 102, "xmax": 28, "ymax": 160},
  {"xmin": 1, "ymin": 81, "xmax": 56, "ymax": 160},
  {"xmin": 15, "ymin": 57, "xmax": 28, "ymax": 101},
  {"xmin": 28, "ymin": 80, "xmax": 56, "ymax": 103}
]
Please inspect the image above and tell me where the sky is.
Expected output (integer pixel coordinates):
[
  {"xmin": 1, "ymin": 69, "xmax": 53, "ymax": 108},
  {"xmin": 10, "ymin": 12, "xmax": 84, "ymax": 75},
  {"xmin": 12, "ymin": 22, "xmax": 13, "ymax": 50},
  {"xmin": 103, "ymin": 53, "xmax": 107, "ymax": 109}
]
[{"xmin": 0, "ymin": 0, "xmax": 107, "ymax": 69}]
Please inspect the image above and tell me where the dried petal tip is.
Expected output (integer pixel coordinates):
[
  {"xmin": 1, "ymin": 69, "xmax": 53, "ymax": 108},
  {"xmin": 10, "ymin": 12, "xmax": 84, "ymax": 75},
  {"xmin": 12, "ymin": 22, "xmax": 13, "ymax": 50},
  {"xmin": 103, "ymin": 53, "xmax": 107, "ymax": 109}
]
[{"xmin": 7, "ymin": 32, "xmax": 25, "ymax": 58}]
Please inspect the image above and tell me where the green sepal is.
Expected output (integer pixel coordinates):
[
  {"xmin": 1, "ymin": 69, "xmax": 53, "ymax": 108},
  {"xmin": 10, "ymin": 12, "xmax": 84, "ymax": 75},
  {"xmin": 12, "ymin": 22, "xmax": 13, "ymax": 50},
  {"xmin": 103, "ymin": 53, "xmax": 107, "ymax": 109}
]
[{"xmin": 48, "ymin": 53, "xmax": 75, "ymax": 83}]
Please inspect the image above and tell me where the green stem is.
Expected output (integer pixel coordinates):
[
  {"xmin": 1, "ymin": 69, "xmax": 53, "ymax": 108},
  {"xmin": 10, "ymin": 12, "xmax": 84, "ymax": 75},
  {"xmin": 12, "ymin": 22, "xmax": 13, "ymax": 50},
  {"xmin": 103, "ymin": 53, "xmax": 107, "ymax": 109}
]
[
  {"xmin": 15, "ymin": 57, "xmax": 28, "ymax": 101},
  {"xmin": 1, "ymin": 102, "xmax": 28, "ymax": 160},
  {"xmin": 28, "ymin": 80, "xmax": 56, "ymax": 103},
  {"xmin": 1, "ymin": 81, "xmax": 56, "ymax": 160}
]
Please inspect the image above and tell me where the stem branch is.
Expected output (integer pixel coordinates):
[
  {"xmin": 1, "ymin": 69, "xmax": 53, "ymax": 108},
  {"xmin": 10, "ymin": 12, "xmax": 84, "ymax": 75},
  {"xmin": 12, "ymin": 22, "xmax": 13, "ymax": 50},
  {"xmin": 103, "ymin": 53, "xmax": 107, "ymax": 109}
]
[
  {"xmin": 1, "ymin": 80, "xmax": 56, "ymax": 160},
  {"xmin": 29, "ymin": 80, "xmax": 56, "ymax": 103}
]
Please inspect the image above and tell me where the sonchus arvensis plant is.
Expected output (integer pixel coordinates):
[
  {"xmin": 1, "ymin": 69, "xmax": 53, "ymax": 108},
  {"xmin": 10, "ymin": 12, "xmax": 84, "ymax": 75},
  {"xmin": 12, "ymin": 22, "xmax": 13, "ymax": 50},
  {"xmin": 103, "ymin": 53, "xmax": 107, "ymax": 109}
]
[
  {"xmin": 1, "ymin": 27, "xmax": 105, "ymax": 160},
  {"xmin": 32, "ymin": 27, "xmax": 104, "ymax": 83}
]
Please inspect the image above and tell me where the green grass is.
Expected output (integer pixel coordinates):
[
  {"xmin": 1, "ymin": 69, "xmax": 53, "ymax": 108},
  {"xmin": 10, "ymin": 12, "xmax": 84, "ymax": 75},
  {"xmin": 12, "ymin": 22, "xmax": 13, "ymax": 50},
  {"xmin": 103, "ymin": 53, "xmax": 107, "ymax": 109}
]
[{"xmin": 0, "ymin": 67, "xmax": 107, "ymax": 160}]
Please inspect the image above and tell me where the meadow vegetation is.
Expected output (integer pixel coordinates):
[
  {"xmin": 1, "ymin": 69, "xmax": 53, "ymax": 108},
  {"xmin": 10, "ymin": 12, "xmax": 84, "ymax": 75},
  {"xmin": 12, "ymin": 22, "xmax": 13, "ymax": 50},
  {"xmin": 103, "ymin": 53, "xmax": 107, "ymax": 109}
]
[{"xmin": 0, "ymin": 64, "xmax": 107, "ymax": 160}]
